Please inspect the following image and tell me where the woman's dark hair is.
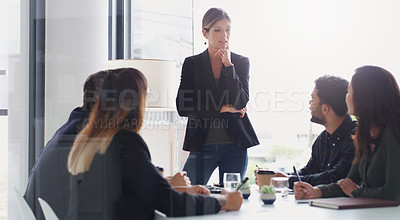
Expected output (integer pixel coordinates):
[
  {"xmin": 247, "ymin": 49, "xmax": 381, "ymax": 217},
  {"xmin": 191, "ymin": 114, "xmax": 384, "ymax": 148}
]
[
  {"xmin": 82, "ymin": 70, "xmax": 109, "ymax": 112},
  {"xmin": 352, "ymin": 65, "xmax": 400, "ymax": 163},
  {"xmin": 202, "ymin": 8, "xmax": 231, "ymax": 32},
  {"xmin": 97, "ymin": 68, "xmax": 147, "ymax": 130},
  {"xmin": 315, "ymin": 75, "xmax": 349, "ymax": 117}
]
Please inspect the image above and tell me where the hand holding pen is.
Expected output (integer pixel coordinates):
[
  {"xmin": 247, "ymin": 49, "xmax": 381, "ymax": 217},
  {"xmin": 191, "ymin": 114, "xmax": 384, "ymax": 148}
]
[
  {"xmin": 293, "ymin": 166, "xmax": 302, "ymax": 182},
  {"xmin": 236, "ymin": 177, "xmax": 249, "ymax": 191}
]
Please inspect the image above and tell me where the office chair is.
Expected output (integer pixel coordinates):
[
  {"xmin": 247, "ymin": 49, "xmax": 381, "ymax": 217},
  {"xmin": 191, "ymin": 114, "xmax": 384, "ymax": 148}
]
[{"xmin": 38, "ymin": 197, "xmax": 59, "ymax": 220}]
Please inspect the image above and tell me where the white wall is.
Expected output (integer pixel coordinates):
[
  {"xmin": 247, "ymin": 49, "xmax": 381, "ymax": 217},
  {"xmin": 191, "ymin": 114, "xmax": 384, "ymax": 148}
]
[
  {"xmin": 7, "ymin": 0, "xmax": 29, "ymax": 219},
  {"xmin": 45, "ymin": 0, "xmax": 108, "ymax": 142},
  {"xmin": 194, "ymin": 0, "xmax": 400, "ymax": 82}
]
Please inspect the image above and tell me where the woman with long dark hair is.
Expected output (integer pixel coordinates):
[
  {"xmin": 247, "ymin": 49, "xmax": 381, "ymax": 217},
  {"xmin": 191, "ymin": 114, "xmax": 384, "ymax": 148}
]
[
  {"xmin": 67, "ymin": 68, "xmax": 242, "ymax": 220},
  {"xmin": 294, "ymin": 65, "xmax": 400, "ymax": 202}
]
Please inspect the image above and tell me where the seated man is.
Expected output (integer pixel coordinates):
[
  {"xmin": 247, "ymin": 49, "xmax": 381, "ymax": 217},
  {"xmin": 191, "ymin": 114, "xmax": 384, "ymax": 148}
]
[
  {"xmin": 24, "ymin": 70, "xmax": 203, "ymax": 220},
  {"xmin": 257, "ymin": 75, "xmax": 357, "ymax": 189},
  {"xmin": 24, "ymin": 70, "xmax": 108, "ymax": 220}
]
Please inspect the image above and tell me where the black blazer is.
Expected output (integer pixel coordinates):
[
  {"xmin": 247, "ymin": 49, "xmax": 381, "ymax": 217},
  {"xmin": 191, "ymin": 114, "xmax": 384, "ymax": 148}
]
[
  {"xmin": 176, "ymin": 49, "xmax": 259, "ymax": 152},
  {"xmin": 24, "ymin": 107, "xmax": 88, "ymax": 220},
  {"xmin": 66, "ymin": 130, "xmax": 221, "ymax": 220}
]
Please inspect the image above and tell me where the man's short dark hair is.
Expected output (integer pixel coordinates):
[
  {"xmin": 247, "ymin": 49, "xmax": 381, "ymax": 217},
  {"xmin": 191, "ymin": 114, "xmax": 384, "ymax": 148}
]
[
  {"xmin": 315, "ymin": 75, "xmax": 349, "ymax": 117},
  {"xmin": 82, "ymin": 70, "xmax": 109, "ymax": 112}
]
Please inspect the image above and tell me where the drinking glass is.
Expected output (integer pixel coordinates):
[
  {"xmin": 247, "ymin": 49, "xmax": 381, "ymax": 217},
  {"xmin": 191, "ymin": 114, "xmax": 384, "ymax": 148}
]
[
  {"xmin": 223, "ymin": 173, "xmax": 241, "ymax": 192},
  {"xmin": 270, "ymin": 177, "xmax": 289, "ymax": 195}
]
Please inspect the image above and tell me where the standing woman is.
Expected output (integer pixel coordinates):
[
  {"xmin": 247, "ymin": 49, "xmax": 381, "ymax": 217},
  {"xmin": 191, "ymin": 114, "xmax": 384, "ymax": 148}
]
[
  {"xmin": 67, "ymin": 68, "xmax": 242, "ymax": 220},
  {"xmin": 294, "ymin": 66, "xmax": 400, "ymax": 202},
  {"xmin": 176, "ymin": 8, "xmax": 259, "ymax": 185}
]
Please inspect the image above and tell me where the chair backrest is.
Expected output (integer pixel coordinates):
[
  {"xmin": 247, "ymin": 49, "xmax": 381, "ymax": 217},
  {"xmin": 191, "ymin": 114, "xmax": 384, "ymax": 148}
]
[
  {"xmin": 38, "ymin": 197, "xmax": 60, "ymax": 220},
  {"xmin": 11, "ymin": 185, "xmax": 36, "ymax": 220}
]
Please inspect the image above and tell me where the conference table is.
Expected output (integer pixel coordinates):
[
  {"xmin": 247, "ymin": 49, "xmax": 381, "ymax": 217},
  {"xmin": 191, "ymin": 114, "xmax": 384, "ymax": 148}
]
[{"xmin": 156, "ymin": 185, "xmax": 400, "ymax": 220}]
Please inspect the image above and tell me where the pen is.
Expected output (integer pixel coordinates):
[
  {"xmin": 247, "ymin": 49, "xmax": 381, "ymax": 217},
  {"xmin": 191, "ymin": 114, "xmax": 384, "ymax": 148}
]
[
  {"xmin": 236, "ymin": 177, "xmax": 249, "ymax": 191},
  {"xmin": 293, "ymin": 166, "xmax": 302, "ymax": 182}
]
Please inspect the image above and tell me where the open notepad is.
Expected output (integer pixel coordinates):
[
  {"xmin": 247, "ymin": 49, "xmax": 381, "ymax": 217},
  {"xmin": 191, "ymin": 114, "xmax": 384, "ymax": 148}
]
[{"xmin": 309, "ymin": 198, "xmax": 399, "ymax": 210}]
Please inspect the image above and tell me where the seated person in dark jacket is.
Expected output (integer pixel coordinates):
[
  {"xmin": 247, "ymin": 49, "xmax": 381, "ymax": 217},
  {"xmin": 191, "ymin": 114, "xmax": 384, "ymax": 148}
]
[
  {"xmin": 24, "ymin": 70, "xmax": 108, "ymax": 220},
  {"xmin": 295, "ymin": 66, "xmax": 400, "ymax": 202},
  {"xmin": 24, "ymin": 70, "xmax": 203, "ymax": 220},
  {"xmin": 257, "ymin": 75, "xmax": 357, "ymax": 189},
  {"xmin": 66, "ymin": 68, "xmax": 243, "ymax": 220}
]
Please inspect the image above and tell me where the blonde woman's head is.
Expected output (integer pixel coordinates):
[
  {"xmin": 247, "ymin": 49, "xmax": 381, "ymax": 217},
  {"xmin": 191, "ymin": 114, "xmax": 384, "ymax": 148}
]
[{"xmin": 68, "ymin": 68, "xmax": 147, "ymax": 175}]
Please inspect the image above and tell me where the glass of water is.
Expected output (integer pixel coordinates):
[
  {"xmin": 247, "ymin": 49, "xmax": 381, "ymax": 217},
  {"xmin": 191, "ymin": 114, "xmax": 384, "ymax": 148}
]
[
  {"xmin": 270, "ymin": 177, "xmax": 289, "ymax": 197},
  {"xmin": 223, "ymin": 173, "xmax": 241, "ymax": 192}
]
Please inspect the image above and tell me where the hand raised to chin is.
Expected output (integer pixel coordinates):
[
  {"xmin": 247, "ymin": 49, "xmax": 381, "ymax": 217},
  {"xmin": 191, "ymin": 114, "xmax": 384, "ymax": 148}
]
[{"xmin": 214, "ymin": 45, "xmax": 232, "ymax": 67}]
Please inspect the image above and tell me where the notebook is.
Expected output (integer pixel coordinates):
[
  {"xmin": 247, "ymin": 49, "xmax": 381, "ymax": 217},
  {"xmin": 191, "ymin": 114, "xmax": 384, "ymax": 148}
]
[{"xmin": 309, "ymin": 198, "xmax": 399, "ymax": 210}]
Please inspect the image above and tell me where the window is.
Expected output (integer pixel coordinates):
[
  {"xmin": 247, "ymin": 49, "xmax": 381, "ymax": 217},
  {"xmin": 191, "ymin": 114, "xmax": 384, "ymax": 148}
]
[{"xmin": 109, "ymin": 0, "xmax": 194, "ymax": 175}]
